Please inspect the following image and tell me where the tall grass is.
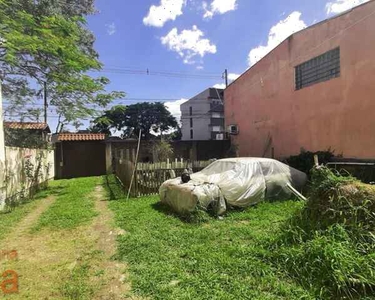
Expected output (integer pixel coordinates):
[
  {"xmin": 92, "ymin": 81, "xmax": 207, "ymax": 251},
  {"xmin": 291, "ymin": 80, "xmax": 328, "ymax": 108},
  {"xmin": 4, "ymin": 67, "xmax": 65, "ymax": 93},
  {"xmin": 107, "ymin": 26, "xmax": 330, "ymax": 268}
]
[{"xmin": 270, "ymin": 167, "xmax": 375, "ymax": 299}]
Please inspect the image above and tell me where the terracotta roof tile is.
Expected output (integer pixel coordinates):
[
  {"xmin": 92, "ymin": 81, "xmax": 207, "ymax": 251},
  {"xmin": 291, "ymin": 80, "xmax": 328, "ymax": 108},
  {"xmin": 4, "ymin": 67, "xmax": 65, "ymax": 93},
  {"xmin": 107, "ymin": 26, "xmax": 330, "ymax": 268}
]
[
  {"xmin": 4, "ymin": 122, "xmax": 50, "ymax": 132},
  {"xmin": 58, "ymin": 133, "xmax": 106, "ymax": 141}
]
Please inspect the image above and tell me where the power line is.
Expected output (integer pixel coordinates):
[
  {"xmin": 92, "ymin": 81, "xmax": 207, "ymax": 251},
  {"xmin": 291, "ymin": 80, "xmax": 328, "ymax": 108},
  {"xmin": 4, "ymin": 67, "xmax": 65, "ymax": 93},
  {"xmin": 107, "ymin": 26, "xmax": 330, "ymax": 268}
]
[
  {"xmin": 97, "ymin": 68, "xmax": 223, "ymax": 80},
  {"xmin": 2, "ymin": 97, "xmax": 216, "ymax": 108},
  {"xmin": 104, "ymin": 65, "xmax": 222, "ymax": 76}
]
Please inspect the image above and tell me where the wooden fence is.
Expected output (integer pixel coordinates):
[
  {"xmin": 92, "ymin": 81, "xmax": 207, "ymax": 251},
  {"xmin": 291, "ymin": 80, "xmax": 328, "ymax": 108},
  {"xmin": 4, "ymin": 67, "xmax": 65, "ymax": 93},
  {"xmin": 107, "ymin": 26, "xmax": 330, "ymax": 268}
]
[{"xmin": 114, "ymin": 159, "xmax": 212, "ymax": 197}]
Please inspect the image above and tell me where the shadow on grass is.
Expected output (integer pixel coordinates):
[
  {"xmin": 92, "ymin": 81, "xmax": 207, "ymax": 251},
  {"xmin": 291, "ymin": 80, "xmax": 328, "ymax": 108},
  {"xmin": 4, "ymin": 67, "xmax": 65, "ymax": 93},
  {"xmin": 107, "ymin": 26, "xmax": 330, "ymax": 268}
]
[
  {"xmin": 1, "ymin": 184, "xmax": 67, "ymax": 215},
  {"xmin": 35, "ymin": 185, "xmax": 67, "ymax": 199},
  {"xmin": 102, "ymin": 175, "xmax": 127, "ymax": 201}
]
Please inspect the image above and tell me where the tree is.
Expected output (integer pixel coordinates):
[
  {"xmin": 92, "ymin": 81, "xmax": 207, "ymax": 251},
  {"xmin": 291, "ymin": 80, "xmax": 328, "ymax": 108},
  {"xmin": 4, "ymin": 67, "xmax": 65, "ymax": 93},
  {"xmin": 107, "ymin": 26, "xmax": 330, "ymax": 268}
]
[
  {"xmin": 0, "ymin": 0, "xmax": 124, "ymax": 131},
  {"xmin": 91, "ymin": 102, "xmax": 179, "ymax": 139},
  {"xmin": 152, "ymin": 139, "xmax": 174, "ymax": 162}
]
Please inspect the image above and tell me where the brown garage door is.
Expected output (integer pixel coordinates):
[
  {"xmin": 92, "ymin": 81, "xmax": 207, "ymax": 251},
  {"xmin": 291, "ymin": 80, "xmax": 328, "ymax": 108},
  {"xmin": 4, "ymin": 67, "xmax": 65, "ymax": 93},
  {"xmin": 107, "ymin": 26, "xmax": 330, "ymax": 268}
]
[{"xmin": 55, "ymin": 141, "xmax": 106, "ymax": 179}]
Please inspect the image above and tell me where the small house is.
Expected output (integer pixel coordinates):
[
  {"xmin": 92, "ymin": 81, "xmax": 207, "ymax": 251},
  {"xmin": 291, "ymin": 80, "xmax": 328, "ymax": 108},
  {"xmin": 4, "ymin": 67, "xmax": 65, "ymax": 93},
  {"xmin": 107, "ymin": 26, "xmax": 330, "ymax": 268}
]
[
  {"xmin": 4, "ymin": 122, "xmax": 51, "ymax": 148},
  {"xmin": 53, "ymin": 133, "xmax": 107, "ymax": 179}
]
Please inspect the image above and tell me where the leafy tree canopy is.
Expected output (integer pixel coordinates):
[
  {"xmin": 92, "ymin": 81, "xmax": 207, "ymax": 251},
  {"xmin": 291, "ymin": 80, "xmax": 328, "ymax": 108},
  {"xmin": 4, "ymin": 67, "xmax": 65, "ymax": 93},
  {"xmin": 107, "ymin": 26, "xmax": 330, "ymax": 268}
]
[
  {"xmin": 91, "ymin": 103, "xmax": 179, "ymax": 140},
  {"xmin": 0, "ymin": 0, "xmax": 124, "ymax": 132}
]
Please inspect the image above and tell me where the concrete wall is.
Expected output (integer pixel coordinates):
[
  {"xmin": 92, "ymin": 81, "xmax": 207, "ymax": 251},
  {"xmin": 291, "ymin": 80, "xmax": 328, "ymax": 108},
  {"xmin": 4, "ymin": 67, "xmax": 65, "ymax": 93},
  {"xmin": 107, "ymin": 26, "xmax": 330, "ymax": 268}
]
[
  {"xmin": 0, "ymin": 147, "xmax": 55, "ymax": 209},
  {"xmin": 225, "ymin": 1, "xmax": 375, "ymax": 159},
  {"xmin": 110, "ymin": 140, "xmax": 231, "ymax": 163},
  {"xmin": 0, "ymin": 80, "xmax": 6, "ymax": 206}
]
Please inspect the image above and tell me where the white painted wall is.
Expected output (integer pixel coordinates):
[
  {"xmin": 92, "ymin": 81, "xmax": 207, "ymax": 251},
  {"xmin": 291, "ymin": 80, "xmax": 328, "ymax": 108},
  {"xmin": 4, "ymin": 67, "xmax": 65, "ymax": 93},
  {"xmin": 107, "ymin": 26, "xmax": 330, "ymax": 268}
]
[
  {"xmin": 1, "ymin": 147, "xmax": 55, "ymax": 210},
  {"xmin": 0, "ymin": 80, "xmax": 6, "ymax": 208}
]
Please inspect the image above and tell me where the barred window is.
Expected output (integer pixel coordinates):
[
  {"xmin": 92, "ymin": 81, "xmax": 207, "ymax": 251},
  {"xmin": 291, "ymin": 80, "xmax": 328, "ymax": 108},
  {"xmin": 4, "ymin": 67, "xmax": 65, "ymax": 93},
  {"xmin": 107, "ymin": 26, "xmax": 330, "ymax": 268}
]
[{"xmin": 295, "ymin": 47, "xmax": 340, "ymax": 90}]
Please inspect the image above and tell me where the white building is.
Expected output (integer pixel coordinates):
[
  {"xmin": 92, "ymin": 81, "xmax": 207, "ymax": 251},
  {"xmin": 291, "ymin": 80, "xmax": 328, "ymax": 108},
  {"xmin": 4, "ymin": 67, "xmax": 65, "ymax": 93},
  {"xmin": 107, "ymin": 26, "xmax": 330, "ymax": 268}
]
[{"xmin": 180, "ymin": 88, "xmax": 225, "ymax": 141}]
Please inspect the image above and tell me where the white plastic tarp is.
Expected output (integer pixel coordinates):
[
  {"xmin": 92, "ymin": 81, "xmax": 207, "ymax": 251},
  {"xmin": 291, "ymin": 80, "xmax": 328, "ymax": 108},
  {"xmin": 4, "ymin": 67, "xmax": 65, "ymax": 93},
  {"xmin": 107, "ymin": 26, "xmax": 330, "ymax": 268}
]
[{"xmin": 159, "ymin": 158, "xmax": 307, "ymax": 215}]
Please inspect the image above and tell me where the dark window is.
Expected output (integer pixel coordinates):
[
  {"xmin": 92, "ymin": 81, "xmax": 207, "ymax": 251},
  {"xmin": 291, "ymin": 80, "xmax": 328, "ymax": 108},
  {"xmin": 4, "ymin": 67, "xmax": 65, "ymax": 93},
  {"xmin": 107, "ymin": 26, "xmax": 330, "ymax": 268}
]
[
  {"xmin": 190, "ymin": 118, "xmax": 193, "ymax": 128},
  {"xmin": 189, "ymin": 106, "xmax": 192, "ymax": 116},
  {"xmin": 190, "ymin": 129, "xmax": 193, "ymax": 139},
  {"xmin": 295, "ymin": 47, "xmax": 340, "ymax": 90}
]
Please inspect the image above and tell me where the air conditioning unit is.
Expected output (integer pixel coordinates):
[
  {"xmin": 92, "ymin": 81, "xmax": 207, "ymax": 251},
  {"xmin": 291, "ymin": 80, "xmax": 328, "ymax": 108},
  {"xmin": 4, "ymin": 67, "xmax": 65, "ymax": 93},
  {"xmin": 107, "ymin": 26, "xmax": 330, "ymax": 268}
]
[
  {"xmin": 216, "ymin": 133, "xmax": 224, "ymax": 140},
  {"xmin": 228, "ymin": 125, "xmax": 239, "ymax": 135}
]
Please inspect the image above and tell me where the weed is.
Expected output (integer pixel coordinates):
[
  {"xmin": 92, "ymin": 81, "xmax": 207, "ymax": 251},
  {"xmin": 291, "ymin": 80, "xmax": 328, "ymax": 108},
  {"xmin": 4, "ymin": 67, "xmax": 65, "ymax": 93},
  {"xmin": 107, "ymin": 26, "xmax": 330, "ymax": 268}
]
[{"xmin": 271, "ymin": 167, "xmax": 375, "ymax": 299}]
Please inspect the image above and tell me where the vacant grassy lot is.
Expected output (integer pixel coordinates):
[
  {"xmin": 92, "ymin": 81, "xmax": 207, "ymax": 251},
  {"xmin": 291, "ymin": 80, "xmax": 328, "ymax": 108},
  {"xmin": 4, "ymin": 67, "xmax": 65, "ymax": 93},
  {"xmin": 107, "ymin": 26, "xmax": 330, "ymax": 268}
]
[
  {"xmin": 106, "ymin": 177, "xmax": 315, "ymax": 300},
  {"xmin": 0, "ymin": 177, "xmax": 128, "ymax": 299},
  {"xmin": 32, "ymin": 176, "xmax": 100, "ymax": 231}
]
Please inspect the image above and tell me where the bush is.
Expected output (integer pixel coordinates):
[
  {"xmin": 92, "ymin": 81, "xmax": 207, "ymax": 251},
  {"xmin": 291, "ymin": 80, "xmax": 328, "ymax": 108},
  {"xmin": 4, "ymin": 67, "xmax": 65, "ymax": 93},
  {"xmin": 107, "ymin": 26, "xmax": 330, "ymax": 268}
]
[
  {"xmin": 269, "ymin": 167, "xmax": 375, "ymax": 299},
  {"xmin": 285, "ymin": 148, "xmax": 335, "ymax": 175},
  {"xmin": 306, "ymin": 167, "xmax": 375, "ymax": 241}
]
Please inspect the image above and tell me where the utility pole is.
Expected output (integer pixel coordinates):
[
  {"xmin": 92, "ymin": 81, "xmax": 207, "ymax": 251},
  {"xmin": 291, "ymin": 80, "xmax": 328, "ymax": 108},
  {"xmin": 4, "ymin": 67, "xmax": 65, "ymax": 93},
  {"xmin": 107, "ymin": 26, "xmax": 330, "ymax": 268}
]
[
  {"xmin": 43, "ymin": 81, "xmax": 48, "ymax": 124},
  {"xmin": 224, "ymin": 69, "xmax": 228, "ymax": 87}
]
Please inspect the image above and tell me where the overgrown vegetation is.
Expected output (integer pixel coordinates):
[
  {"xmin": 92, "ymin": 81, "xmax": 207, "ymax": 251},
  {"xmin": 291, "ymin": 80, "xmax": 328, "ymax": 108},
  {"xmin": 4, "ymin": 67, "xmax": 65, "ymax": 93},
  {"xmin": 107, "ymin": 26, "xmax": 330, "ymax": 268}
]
[
  {"xmin": 152, "ymin": 139, "xmax": 174, "ymax": 162},
  {"xmin": 4, "ymin": 127, "xmax": 50, "ymax": 149},
  {"xmin": 270, "ymin": 167, "xmax": 375, "ymax": 299},
  {"xmin": 285, "ymin": 148, "xmax": 335, "ymax": 175},
  {"xmin": 3, "ymin": 149, "xmax": 52, "ymax": 211},
  {"xmin": 32, "ymin": 177, "xmax": 99, "ymax": 231}
]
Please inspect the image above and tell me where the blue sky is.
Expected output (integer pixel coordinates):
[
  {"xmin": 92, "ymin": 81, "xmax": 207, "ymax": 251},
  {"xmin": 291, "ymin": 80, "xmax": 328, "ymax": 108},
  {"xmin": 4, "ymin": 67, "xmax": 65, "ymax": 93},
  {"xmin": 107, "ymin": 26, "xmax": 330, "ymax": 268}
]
[{"xmin": 3, "ymin": 0, "xmax": 368, "ymax": 131}]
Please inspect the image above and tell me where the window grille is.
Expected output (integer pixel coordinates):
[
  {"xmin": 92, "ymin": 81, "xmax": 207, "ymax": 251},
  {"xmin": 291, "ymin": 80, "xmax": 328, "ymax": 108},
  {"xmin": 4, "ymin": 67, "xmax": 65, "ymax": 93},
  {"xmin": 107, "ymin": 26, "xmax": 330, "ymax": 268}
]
[{"xmin": 295, "ymin": 47, "xmax": 340, "ymax": 90}]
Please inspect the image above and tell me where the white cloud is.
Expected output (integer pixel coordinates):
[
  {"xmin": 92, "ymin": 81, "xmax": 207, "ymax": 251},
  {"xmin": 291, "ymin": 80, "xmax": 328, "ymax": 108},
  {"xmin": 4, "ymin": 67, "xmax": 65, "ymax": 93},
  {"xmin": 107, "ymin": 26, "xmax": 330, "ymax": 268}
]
[
  {"xmin": 228, "ymin": 73, "xmax": 240, "ymax": 81},
  {"xmin": 326, "ymin": 0, "xmax": 369, "ymax": 15},
  {"xmin": 165, "ymin": 99, "xmax": 188, "ymax": 123},
  {"xmin": 248, "ymin": 11, "xmax": 307, "ymax": 66},
  {"xmin": 203, "ymin": 0, "xmax": 238, "ymax": 19},
  {"xmin": 143, "ymin": 0, "xmax": 186, "ymax": 27},
  {"xmin": 213, "ymin": 83, "xmax": 226, "ymax": 89},
  {"xmin": 196, "ymin": 65, "xmax": 204, "ymax": 70},
  {"xmin": 212, "ymin": 73, "xmax": 240, "ymax": 89},
  {"xmin": 161, "ymin": 25, "xmax": 217, "ymax": 64},
  {"xmin": 106, "ymin": 23, "xmax": 116, "ymax": 35}
]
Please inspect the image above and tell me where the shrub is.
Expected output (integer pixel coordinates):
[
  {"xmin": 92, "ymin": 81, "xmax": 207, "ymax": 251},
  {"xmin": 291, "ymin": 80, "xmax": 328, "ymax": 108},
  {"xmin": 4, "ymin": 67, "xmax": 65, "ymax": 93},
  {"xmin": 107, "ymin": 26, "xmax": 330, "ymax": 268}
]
[
  {"xmin": 306, "ymin": 167, "xmax": 375, "ymax": 241},
  {"xmin": 270, "ymin": 167, "xmax": 375, "ymax": 299},
  {"xmin": 284, "ymin": 148, "xmax": 335, "ymax": 175}
]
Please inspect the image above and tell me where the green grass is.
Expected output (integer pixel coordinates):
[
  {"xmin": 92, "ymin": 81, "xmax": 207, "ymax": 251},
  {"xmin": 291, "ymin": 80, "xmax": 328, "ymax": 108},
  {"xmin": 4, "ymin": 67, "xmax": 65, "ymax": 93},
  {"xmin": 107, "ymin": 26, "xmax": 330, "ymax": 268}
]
[
  {"xmin": 59, "ymin": 250, "xmax": 103, "ymax": 300},
  {"xmin": 270, "ymin": 167, "xmax": 375, "ymax": 299},
  {"xmin": 105, "ymin": 176, "xmax": 314, "ymax": 300},
  {"xmin": 0, "ymin": 188, "xmax": 55, "ymax": 241},
  {"xmin": 32, "ymin": 177, "xmax": 100, "ymax": 231}
]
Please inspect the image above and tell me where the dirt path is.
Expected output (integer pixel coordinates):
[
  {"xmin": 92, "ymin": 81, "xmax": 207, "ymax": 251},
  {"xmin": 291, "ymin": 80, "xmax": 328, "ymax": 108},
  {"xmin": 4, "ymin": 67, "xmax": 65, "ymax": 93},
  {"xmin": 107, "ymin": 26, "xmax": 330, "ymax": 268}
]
[
  {"xmin": 0, "ymin": 194, "xmax": 99, "ymax": 299},
  {"xmin": 0, "ymin": 184, "xmax": 133, "ymax": 299},
  {"xmin": 89, "ymin": 185, "xmax": 132, "ymax": 300},
  {"xmin": 2, "ymin": 195, "xmax": 56, "ymax": 238}
]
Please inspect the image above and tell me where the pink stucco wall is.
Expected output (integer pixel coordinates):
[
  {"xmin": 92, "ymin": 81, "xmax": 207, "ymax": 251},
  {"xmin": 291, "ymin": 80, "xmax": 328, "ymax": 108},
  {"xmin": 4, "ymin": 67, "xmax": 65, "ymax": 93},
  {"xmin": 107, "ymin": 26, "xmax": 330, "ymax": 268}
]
[{"xmin": 225, "ymin": 1, "xmax": 375, "ymax": 159}]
